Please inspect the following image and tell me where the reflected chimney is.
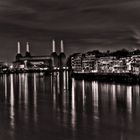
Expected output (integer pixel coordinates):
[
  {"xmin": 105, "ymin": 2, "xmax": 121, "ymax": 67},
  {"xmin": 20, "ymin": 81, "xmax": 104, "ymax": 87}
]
[
  {"xmin": 52, "ymin": 40, "xmax": 56, "ymax": 53},
  {"xmin": 60, "ymin": 40, "xmax": 64, "ymax": 53},
  {"xmin": 17, "ymin": 41, "xmax": 21, "ymax": 54},
  {"xmin": 26, "ymin": 42, "xmax": 30, "ymax": 52}
]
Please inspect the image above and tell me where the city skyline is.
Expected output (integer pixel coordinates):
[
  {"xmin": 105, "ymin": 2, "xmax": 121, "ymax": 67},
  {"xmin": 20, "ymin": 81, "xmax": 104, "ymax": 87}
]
[
  {"xmin": 1, "ymin": 0, "xmax": 140, "ymax": 61},
  {"xmin": 1, "ymin": 40, "xmax": 140, "ymax": 63},
  {"xmin": 1, "ymin": 1, "xmax": 140, "ymax": 140}
]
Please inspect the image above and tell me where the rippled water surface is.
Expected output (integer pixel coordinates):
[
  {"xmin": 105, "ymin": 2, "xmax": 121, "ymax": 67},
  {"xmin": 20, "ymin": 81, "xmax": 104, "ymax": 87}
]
[{"xmin": 0, "ymin": 73, "xmax": 140, "ymax": 140}]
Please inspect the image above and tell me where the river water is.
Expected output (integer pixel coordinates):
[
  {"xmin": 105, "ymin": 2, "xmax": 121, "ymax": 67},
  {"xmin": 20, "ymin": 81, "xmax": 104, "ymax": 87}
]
[{"xmin": 0, "ymin": 73, "xmax": 140, "ymax": 140}]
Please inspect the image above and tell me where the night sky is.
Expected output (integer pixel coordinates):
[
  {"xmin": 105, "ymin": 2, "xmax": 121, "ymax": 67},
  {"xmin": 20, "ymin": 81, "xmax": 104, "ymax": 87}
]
[{"xmin": 0, "ymin": 0, "xmax": 140, "ymax": 61}]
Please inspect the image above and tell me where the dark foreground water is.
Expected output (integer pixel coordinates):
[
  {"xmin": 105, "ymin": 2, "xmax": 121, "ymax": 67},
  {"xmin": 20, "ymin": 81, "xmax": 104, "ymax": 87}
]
[{"xmin": 0, "ymin": 73, "xmax": 140, "ymax": 140}]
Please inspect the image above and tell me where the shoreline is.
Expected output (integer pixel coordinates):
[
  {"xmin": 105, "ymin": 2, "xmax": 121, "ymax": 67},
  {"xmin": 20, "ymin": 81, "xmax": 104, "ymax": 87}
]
[{"xmin": 71, "ymin": 72, "xmax": 140, "ymax": 84}]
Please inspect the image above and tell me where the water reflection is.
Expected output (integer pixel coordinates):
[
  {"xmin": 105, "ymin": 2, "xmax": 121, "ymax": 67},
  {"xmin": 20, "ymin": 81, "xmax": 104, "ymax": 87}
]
[
  {"xmin": 1, "ymin": 72, "xmax": 140, "ymax": 140},
  {"xmin": 24, "ymin": 74, "xmax": 29, "ymax": 121},
  {"xmin": 71, "ymin": 78, "xmax": 76, "ymax": 130},
  {"xmin": 3, "ymin": 74, "xmax": 41, "ymax": 133},
  {"xmin": 126, "ymin": 86, "xmax": 132, "ymax": 114},
  {"xmin": 51, "ymin": 72, "xmax": 140, "ymax": 137},
  {"xmin": 10, "ymin": 74, "xmax": 15, "ymax": 130},
  {"xmin": 82, "ymin": 80, "xmax": 85, "ymax": 110},
  {"xmin": 4, "ymin": 74, "xmax": 7, "ymax": 101},
  {"xmin": 33, "ymin": 73, "xmax": 37, "ymax": 123},
  {"xmin": 92, "ymin": 81, "xmax": 99, "ymax": 119},
  {"xmin": 111, "ymin": 84, "xmax": 116, "ymax": 112},
  {"xmin": 18, "ymin": 74, "xmax": 22, "ymax": 104}
]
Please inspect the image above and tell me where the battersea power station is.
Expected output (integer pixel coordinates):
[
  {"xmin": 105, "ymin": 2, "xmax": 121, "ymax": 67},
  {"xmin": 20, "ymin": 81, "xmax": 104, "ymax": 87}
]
[{"xmin": 14, "ymin": 40, "xmax": 67, "ymax": 71}]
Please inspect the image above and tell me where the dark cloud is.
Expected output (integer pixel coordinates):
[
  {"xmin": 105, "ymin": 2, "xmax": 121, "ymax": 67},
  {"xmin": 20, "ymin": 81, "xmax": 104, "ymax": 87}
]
[{"xmin": 0, "ymin": 0, "xmax": 140, "ymax": 61}]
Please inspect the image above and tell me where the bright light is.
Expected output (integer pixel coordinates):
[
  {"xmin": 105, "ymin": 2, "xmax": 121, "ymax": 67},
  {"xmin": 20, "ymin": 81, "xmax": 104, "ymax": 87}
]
[{"xmin": 10, "ymin": 65, "xmax": 13, "ymax": 69}]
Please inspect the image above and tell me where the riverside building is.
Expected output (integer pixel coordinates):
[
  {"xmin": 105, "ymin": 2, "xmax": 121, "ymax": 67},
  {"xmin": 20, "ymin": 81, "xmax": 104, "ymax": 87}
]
[
  {"xmin": 14, "ymin": 40, "xmax": 67, "ymax": 71},
  {"xmin": 70, "ymin": 52, "xmax": 140, "ymax": 75}
]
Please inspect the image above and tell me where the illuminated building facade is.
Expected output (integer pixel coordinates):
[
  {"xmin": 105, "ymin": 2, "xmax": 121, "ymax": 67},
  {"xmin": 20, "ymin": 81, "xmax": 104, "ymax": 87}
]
[{"xmin": 70, "ymin": 52, "xmax": 140, "ymax": 75}]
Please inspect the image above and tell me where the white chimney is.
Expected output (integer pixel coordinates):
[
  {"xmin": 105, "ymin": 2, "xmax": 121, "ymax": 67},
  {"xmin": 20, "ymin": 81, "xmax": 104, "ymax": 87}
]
[
  {"xmin": 17, "ymin": 41, "xmax": 21, "ymax": 54},
  {"xmin": 52, "ymin": 40, "xmax": 56, "ymax": 53},
  {"xmin": 60, "ymin": 40, "xmax": 64, "ymax": 53},
  {"xmin": 26, "ymin": 42, "xmax": 30, "ymax": 52}
]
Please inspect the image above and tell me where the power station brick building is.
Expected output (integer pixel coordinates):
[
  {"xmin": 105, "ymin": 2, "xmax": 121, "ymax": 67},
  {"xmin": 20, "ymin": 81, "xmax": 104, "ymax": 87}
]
[{"xmin": 14, "ymin": 40, "xmax": 66, "ymax": 70}]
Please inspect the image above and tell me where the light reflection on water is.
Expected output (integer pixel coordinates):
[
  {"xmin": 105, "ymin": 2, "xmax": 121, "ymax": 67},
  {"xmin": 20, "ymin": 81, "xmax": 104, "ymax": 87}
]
[
  {"xmin": 33, "ymin": 73, "xmax": 37, "ymax": 124},
  {"xmin": 71, "ymin": 78, "xmax": 76, "ymax": 130},
  {"xmin": 0, "ymin": 73, "xmax": 140, "ymax": 139},
  {"xmin": 4, "ymin": 74, "xmax": 7, "ymax": 101},
  {"xmin": 10, "ymin": 74, "xmax": 15, "ymax": 130},
  {"xmin": 92, "ymin": 81, "xmax": 99, "ymax": 119}
]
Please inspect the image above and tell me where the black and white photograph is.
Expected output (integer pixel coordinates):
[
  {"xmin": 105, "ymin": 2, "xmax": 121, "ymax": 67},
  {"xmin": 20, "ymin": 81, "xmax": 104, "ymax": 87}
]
[{"xmin": 0, "ymin": 0, "xmax": 140, "ymax": 140}]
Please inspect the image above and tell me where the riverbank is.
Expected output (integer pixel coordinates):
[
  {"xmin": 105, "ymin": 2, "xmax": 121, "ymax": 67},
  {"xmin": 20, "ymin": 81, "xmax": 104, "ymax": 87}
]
[
  {"xmin": 0, "ymin": 67, "xmax": 70, "ymax": 74},
  {"xmin": 71, "ymin": 72, "xmax": 140, "ymax": 84}
]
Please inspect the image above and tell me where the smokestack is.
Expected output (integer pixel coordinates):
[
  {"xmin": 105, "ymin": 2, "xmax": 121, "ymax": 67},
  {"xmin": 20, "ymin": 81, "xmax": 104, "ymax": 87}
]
[
  {"xmin": 26, "ymin": 42, "xmax": 30, "ymax": 52},
  {"xmin": 52, "ymin": 40, "xmax": 56, "ymax": 53},
  {"xmin": 17, "ymin": 41, "xmax": 21, "ymax": 54},
  {"xmin": 60, "ymin": 40, "xmax": 64, "ymax": 53}
]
